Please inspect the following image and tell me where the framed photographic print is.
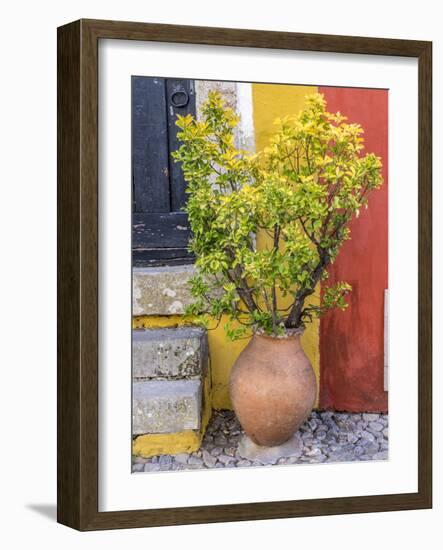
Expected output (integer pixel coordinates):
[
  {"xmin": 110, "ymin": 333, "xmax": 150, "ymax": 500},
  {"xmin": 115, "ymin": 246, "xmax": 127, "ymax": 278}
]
[{"xmin": 57, "ymin": 19, "xmax": 432, "ymax": 530}]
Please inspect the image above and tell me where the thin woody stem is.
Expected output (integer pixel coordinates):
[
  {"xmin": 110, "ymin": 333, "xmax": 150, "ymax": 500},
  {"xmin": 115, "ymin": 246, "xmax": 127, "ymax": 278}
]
[
  {"xmin": 285, "ymin": 249, "xmax": 330, "ymax": 328},
  {"xmin": 271, "ymin": 224, "xmax": 280, "ymax": 330}
]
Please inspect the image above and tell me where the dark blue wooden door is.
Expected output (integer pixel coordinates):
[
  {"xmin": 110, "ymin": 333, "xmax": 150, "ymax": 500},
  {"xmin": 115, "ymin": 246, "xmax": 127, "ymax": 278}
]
[{"xmin": 132, "ymin": 76, "xmax": 196, "ymax": 266}]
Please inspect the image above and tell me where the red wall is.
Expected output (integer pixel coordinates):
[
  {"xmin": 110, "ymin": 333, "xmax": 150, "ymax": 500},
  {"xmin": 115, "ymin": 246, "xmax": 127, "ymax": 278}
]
[{"xmin": 318, "ymin": 87, "xmax": 388, "ymax": 412}]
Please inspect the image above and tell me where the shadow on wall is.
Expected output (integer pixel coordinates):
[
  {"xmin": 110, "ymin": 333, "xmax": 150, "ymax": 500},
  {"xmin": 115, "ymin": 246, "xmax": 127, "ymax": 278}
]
[{"xmin": 26, "ymin": 503, "xmax": 57, "ymax": 522}]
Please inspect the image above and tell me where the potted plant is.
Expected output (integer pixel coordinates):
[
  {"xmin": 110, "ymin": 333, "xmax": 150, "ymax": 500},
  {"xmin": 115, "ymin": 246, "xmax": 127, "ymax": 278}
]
[{"xmin": 173, "ymin": 91, "xmax": 383, "ymax": 447}]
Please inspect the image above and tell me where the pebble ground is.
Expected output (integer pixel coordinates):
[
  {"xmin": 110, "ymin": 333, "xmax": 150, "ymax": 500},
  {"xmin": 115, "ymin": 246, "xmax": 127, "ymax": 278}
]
[{"xmin": 132, "ymin": 409, "xmax": 389, "ymax": 472}]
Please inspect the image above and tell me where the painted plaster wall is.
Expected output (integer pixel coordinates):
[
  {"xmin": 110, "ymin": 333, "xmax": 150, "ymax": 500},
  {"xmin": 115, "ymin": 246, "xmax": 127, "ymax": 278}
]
[
  {"xmin": 252, "ymin": 83, "xmax": 321, "ymax": 405},
  {"xmin": 318, "ymin": 87, "xmax": 389, "ymax": 412}
]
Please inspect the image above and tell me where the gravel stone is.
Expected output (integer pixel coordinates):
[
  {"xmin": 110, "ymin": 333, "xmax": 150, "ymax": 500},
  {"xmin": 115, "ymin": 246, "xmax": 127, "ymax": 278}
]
[
  {"xmin": 362, "ymin": 413, "xmax": 380, "ymax": 422},
  {"xmin": 368, "ymin": 421, "xmax": 384, "ymax": 432},
  {"xmin": 224, "ymin": 446, "xmax": 236, "ymax": 457},
  {"xmin": 302, "ymin": 436, "xmax": 315, "ymax": 446},
  {"xmin": 132, "ymin": 409, "xmax": 389, "ymax": 472},
  {"xmin": 188, "ymin": 456, "xmax": 204, "ymax": 467},
  {"xmin": 159, "ymin": 455, "xmax": 172, "ymax": 467},
  {"xmin": 236, "ymin": 459, "xmax": 252, "ymax": 467},
  {"xmin": 360, "ymin": 430, "xmax": 376, "ymax": 442},
  {"xmin": 173, "ymin": 453, "xmax": 189, "ymax": 464},
  {"xmin": 214, "ymin": 435, "xmax": 228, "ymax": 447},
  {"xmin": 202, "ymin": 450, "xmax": 217, "ymax": 468},
  {"xmin": 218, "ymin": 454, "xmax": 236, "ymax": 466},
  {"xmin": 353, "ymin": 445, "xmax": 365, "ymax": 456},
  {"xmin": 357, "ymin": 420, "xmax": 368, "ymax": 430},
  {"xmin": 309, "ymin": 455, "xmax": 327, "ymax": 463},
  {"xmin": 210, "ymin": 447, "xmax": 223, "ymax": 457},
  {"xmin": 347, "ymin": 433, "xmax": 359, "ymax": 444},
  {"xmin": 328, "ymin": 450, "xmax": 353, "ymax": 462},
  {"xmin": 305, "ymin": 448, "xmax": 322, "ymax": 457},
  {"xmin": 144, "ymin": 462, "xmax": 161, "ymax": 472},
  {"xmin": 363, "ymin": 442, "xmax": 380, "ymax": 455}
]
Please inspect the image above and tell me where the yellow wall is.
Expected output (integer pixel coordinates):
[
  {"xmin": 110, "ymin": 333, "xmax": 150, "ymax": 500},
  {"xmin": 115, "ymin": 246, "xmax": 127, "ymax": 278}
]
[
  {"xmin": 207, "ymin": 315, "xmax": 250, "ymax": 409},
  {"xmin": 252, "ymin": 83, "xmax": 320, "ymax": 405}
]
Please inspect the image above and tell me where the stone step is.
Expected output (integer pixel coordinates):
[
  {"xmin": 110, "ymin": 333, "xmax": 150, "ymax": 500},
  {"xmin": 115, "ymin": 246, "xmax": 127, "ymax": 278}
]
[
  {"xmin": 133, "ymin": 379, "xmax": 202, "ymax": 435},
  {"xmin": 133, "ymin": 265, "xmax": 195, "ymax": 316},
  {"xmin": 132, "ymin": 327, "xmax": 208, "ymax": 379}
]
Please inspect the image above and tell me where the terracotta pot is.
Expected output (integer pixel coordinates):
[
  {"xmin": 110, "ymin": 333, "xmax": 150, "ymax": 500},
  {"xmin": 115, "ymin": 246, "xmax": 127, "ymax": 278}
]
[{"xmin": 229, "ymin": 330, "xmax": 317, "ymax": 447}]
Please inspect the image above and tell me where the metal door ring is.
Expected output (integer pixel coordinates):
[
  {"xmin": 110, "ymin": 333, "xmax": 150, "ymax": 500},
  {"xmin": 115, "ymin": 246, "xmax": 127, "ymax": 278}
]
[{"xmin": 171, "ymin": 90, "xmax": 189, "ymax": 108}]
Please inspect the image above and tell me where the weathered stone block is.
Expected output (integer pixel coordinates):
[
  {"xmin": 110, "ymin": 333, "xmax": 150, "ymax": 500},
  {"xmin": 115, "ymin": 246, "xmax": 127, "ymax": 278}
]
[
  {"xmin": 133, "ymin": 379, "xmax": 202, "ymax": 435},
  {"xmin": 195, "ymin": 80, "xmax": 255, "ymax": 152},
  {"xmin": 196, "ymin": 80, "xmax": 237, "ymax": 116},
  {"xmin": 133, "ymin": 265, "xmax": 195, "ymax": 316},
  {"xmin": 133, "ymin": 327, "xmax": 208, "ymax": 379}
]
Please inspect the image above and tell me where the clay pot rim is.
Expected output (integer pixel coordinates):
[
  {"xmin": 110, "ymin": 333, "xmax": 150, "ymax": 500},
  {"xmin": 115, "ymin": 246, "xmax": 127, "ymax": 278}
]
[{"xmin": 254, "ymin": 327, "xmax": 305, "ymax": 340}]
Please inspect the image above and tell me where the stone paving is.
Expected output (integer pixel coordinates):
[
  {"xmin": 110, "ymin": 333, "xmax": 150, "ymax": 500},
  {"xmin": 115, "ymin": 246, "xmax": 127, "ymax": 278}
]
[{"xmin": 132, "ymin": 409, "xmax": 389, "ymax": 472}]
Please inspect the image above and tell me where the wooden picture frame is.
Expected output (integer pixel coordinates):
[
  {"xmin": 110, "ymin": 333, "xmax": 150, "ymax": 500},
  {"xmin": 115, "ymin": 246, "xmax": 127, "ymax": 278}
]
[{"xmin": 57, "ymin": 19, "xmax": 432, "ymax": 530}]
